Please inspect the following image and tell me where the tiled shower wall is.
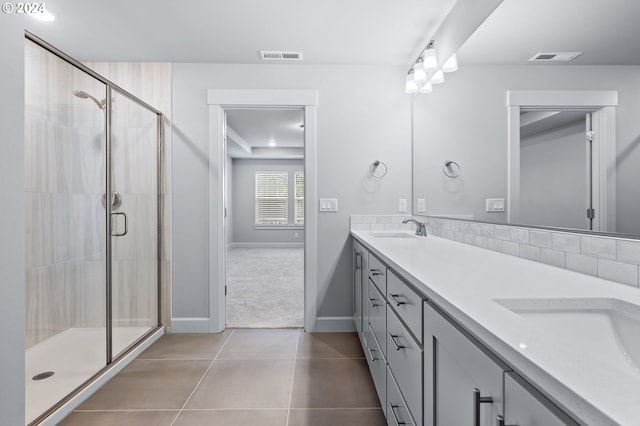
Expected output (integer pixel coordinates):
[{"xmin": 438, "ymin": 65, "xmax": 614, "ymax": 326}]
[
  {"xmin": 24, "ymin": 40, "xmax": 172, "ymax": 348},
  {"xmin": 350, "ymin": 215, "xmax": 640, "ymax": 288}
]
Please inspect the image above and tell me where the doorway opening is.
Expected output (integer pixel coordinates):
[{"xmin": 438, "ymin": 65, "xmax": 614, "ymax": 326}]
[
  {"xmin": 507, "ymin": 90, "xmax": 617, "ymax": 233},
  {"xmin": 224, "ymin": 108, "xmax": 305, "ymax": 328}
]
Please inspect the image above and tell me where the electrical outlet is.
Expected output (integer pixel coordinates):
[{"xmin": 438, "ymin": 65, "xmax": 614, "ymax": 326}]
[
  {"xmin": 399, "ymin": 198, "xmax": 407, "ymax": 213},
  {"xmin": 417, "ymin": 198, "xmax": 426, "ymax": 212}
]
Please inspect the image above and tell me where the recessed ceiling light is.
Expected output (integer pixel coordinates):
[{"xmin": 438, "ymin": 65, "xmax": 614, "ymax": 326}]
[{"xmin": 29, "ymin": 7, "xmax": 57, "ymax": 22}]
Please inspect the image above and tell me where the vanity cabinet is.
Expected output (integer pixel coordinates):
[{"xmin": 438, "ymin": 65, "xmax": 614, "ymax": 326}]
[{"xmin": 353, "ymin": 235, "xmax": 589, "ymax": 426}]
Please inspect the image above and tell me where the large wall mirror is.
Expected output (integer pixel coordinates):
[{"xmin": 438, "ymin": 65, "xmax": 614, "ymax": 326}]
[{"xmin": 412, "ymin": 0, "xmax": 640, "ymax": 237}]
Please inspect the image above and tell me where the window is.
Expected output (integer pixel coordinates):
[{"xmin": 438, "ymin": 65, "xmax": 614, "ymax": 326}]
[
  {"xmin": 295, "ymin": 172, "xmax": 304, "ymax": 225},
  {"xmin": 255, "ymin": 172, "xmax": 288, "ymax": 225}
]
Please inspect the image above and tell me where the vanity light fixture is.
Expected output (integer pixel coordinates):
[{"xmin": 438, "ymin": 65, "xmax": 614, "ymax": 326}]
[
  {"xmin": 442, "ymin": 53, "xmax": 458, "ymax": 73},
  {"xmin": 405, "ymin": 40, "xmax": 457, "ymax": 94},
  {"xmin": 405, "ymin": 69, "xmax": 419, "ymax": 94},
  {"xmin": 430, "ymin": 70, "xmax": 445, "ymax": 84}
]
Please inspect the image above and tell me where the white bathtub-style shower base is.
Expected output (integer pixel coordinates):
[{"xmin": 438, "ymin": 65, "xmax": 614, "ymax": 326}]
[{"xmin": 25, "ymin": 326, "xmax": 152, "ymax": 424}]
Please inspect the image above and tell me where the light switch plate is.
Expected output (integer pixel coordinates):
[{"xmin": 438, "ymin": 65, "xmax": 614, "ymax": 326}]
[
  {"xmin": 399, "ymin": 198, "xmax": 407, "ymax": 213},
  {"xmin": 486, "ymin": 198, "xmax": 505, "ymax": 212},
  {"xmin": 417, "ymin": 198, "xmax": 426, "ymax": 212},
  {"xmin": 319, "ymin": 198, "xmax": 338, "ymax": 212}
]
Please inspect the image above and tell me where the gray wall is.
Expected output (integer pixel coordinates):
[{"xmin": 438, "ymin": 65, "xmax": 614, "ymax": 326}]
[
  {"xmin": 413, "ymin": 65, "xmax": 640, "ymax": 234},
  {"xmin": 232, "ymin": 159, "xmax": 304, "ymax": 245},
  {"xmin": 1, "ymin": 17, "xmax": 26, "ymax": 425},
  {"xmin": 520, "ymin": 121, "xmax": 586, "ymax": 229},
  {"xmin": 171, "ymin": 63, "xmax": 411, "ymax": 320}
]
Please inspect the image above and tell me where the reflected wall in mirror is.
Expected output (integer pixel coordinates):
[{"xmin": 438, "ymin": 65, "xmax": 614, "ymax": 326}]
[{"xmin": 412, "ymin": 0, "xmax": 640, "ymax": 236}]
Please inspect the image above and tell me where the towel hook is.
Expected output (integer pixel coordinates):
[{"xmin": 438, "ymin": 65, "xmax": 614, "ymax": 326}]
[
  {"xmin": 369, "ymin": 160, "xmax": 388, "ymax": 178},
  {"xmin": 443, "ymin": 160, "xmax": 460, "ymax": 178}
]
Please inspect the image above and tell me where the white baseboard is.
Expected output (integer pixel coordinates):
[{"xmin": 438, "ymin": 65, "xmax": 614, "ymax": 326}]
[
  {"xmin": 316, "ymin": 316, "xmax": 356, "ymax": 332},
  {"xmin": 170, "ymin": 317, "xmax": 211, "ymax": 333},
  {"xmin": 228, "ymin": 242, "xmax": 304, "ymax": 249},
  {"xmin": 41, "ymin": 327, "xmax": 164, "ymax": 426}
]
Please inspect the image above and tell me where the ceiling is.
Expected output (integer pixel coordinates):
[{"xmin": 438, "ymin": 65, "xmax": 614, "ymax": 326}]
[
  {"xmin": 26, "ymin": 0, "xmax": 456, "ymax": 65},
  {"xmin": 226, "ymin": 108, "xmax": 304, "ymax": 159},
  {"xmin": 457, "ymin": 0, "xmax": 640, "ymax": 65},
  {"xmin": 520, "ymin": 110, "xmax": 587, "ymax": 139}
]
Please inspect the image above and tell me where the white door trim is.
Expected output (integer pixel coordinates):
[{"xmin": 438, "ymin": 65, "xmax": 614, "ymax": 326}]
[
  {"xmin": 208, "ymin": 89, "xmax": 319, "ymax": 333},
  {"xmin": 506, "ymin": 90, "xmax": 617, "ymax": 231}
]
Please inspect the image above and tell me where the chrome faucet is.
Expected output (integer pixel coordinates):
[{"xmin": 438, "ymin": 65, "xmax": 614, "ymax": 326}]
[{"xmin": 402, "ymin": 219, "xmax": 427, "ymax": 236}]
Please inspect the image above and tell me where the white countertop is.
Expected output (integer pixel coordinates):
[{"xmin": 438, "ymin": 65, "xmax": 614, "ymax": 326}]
[{"xmin": 352, "ymin": 230, "xmax": 640, "ymax": 426}]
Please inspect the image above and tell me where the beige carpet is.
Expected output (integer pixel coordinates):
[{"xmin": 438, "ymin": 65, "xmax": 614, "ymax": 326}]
[{"xmin": 226, "ymin": 247, "xmax": 304, "ymax": 328}]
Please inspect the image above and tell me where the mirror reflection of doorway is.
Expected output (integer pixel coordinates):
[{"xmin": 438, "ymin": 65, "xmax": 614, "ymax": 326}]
[
  {"xmin": 519, "ymin": 109, "xmax": 597, "ymax": 230},
  {"xmin": 224, "ymin": 108, "xmax": 305, "ymax": 328}
]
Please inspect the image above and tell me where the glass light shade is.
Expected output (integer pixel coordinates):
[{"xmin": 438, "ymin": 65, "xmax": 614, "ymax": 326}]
[
  {"xmin": 423, "ymin": 47, "xmax": 438, "ymax": 72},
  {"xmin": 442, "ymin": 54, "xmax": 458, "ymax": 73},
  {"xmin": 413, "ymin": 66, "xmax": 427, "ymax": 84},
  {"xmin": 430, "ymin": 70, "xmax": 445, "ymax": 84},
  {"xmin": 405, "ymin": 72, "xmax": 418, "ymax": 93},
  {"xmin": 419, "ymin": 81, "xmax": 433, "ymax": 94}
]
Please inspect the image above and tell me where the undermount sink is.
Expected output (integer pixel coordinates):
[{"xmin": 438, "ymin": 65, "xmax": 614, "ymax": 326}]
[
  {"xmin": 494, "ymin": 298, "xmax": 640, "ymax": 376},
  {"xmin": 369, "ymin": 232, "xmax": 417, "ymax": 238}
]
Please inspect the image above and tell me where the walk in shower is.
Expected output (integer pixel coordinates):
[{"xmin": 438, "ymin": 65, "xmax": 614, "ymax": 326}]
[{"xmin": 24, "ymin": 33, "xmax": 163, "ymax": 425}]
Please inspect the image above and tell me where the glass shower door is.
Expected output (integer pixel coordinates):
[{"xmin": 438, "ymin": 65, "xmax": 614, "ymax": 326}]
[
  {"xmin": 109, "ymin": 88, "xmax": 159, "ymax": 359},
  {"xmin": 24, "ymin": 39, "xmax": 108, "ymax": 424}
]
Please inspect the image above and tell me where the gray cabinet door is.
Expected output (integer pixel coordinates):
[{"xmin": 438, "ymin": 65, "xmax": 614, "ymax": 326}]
[
  {"xmin": 353, "ymin": 246, "xmax": 363, "ymax": 334},
  {"xmin": 425, "ymin": 302, "xmax": 506, "ymax": 426},
  {"xmin": 503, "ymin": 372, "xmax": 578, "ymax": 426}
]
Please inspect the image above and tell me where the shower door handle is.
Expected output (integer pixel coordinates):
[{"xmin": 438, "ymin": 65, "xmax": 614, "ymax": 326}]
[{"xmin": 111, "ymin": 212, "xmax": 128, "ymax": 237}]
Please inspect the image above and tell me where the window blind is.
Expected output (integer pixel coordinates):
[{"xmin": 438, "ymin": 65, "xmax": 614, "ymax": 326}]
[
  {"xmin": 295, "ymin": 172, "xmax": 304, "ymax": 225},
  {"xmin": 255, "ymin": 172, "xmax": 289, "ymax": 225}
]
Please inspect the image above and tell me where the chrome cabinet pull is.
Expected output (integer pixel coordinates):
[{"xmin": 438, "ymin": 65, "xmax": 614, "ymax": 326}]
[
  {"xmin": 368, "ymin": 347, "xmax": 377, "ymax": 362},
  {"xmin": 496, "ymin": 415, "xmax": 516, "ymax": 426},
  {"xmin": 369, "ymin": 298, "xmax": 379, "ymax": 307},
  {"xmin": 473, "ymin": 388, "xmax": 493, "ymax": 426},
  {"xmin": 389, "ymin": 293, "xmax": 406, "ymax": 306},
  {"xmin": 370, "ymin": 268, "xmax": 383, "ymax": 276},
  {"xmin": 389, "ymin": 333, "xmax": 405, "ymax": 351},
  {"xmin": 111, "ymin": 212, "xmax": 128, "ymax": 237},
  {"xmin": 390, "ymin": 404, "xmax": 407, "ymax": 425}
]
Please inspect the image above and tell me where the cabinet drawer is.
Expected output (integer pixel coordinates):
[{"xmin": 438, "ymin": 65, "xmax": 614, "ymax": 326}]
[
  {"xmin": 366, "ymin": 323, "xmax": 387, "ymax": 416},
  {"xmin": 387, "ymin": 306, "xmax": 422, "ymax": 425},
  {"xmin": 368, "ymin": 253, "xmax": 387, "ymax": 294},
  {"xmin": 368, "ymin": 279, "xmax": 387, "ymax": 359},
  {"xmin": 387, "ymin": 366, "xmax": 417, "ymax": 426},
  {"xmin": 387, "ymin": 270, "xmax": 423, "ymax": 344},
  {"xmin": 504, "ymin": 372, "xmax": 579, "ymax": 426}
]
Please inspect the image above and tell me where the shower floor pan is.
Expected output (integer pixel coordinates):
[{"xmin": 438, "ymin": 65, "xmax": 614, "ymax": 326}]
[{"xmin": 25, "ymin": 326, "xmax": 152, "ymax": 424}]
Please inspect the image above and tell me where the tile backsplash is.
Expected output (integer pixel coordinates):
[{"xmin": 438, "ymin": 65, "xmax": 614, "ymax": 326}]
[{"xmin": 350, "ymin": 215, "xmax": 640, "ymax": 288}]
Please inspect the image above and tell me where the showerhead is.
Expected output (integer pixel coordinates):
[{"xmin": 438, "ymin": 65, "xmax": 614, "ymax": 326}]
[{"xmin": 73, "ymin": 90, "xmax": 106, "ymax": 110}]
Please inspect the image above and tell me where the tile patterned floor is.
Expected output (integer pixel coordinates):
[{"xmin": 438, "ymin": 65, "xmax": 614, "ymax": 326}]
[{"xmin": 59, "ymin": 329, "xmax": 386, "ymax": 426}]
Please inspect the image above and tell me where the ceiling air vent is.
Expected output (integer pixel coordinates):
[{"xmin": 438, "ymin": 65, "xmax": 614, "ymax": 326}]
[
  {"xmin": 529, "ymin": 52, "xmax": 582, "ymax": 62},
  {"xmin": 260, "ymin": 50, "xmax": 303, "ymax": 61}
]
